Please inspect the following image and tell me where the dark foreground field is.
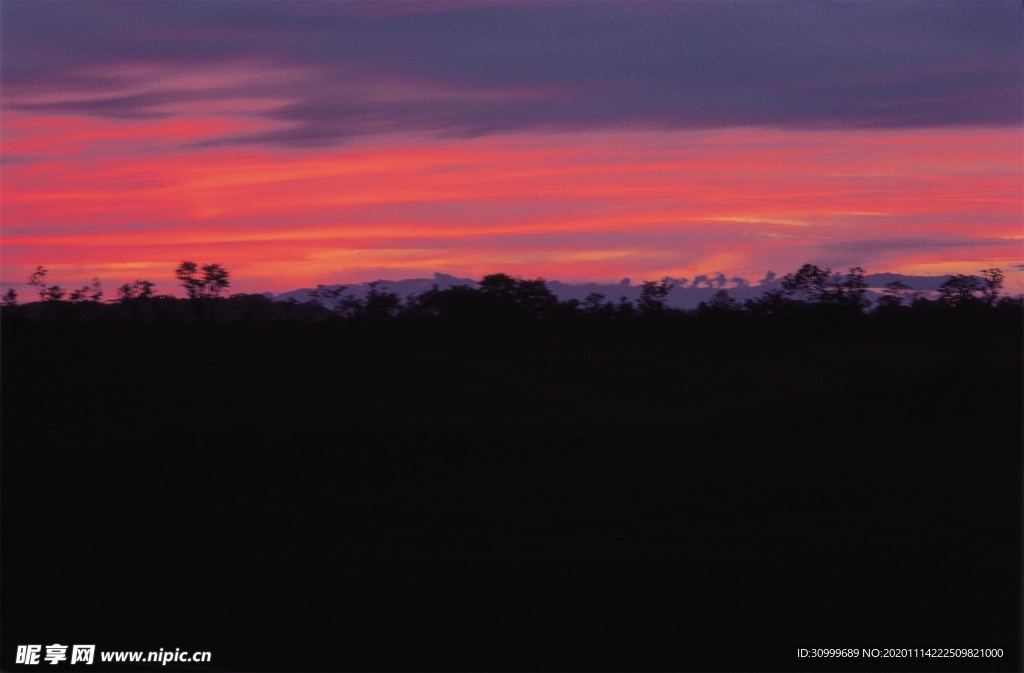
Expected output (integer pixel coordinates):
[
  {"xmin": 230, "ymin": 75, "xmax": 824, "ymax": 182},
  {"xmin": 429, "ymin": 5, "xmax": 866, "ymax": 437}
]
[{"xmin": 2, "ymin": 319, "xmax": 1021, "ymax": 671}]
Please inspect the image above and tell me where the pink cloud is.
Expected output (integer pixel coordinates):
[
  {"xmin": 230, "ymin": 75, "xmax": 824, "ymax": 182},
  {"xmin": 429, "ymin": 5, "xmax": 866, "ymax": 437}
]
[{"xmin": 2, "ymin": 122, "xmax": 1020, "ymax": 295}]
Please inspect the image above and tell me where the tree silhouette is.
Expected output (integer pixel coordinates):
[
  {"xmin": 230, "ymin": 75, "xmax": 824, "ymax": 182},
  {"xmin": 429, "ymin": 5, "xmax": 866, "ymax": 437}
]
[
  {"xmin": 878, "ymin": 280, "xmax": 911, "ymax": 308},
  {"xmin": 43, "ymin": 285, "xmax": 66, "ymax": 302},
  {"xmin": 201, "ymin": 264, "xmax": 230, "ymax": 298},
  {"xmin": 843, "ymin": 267, "xmax": 868, "ymax": 306},
  {"xmin": 410, "ymin": 284, "xmax": 484, "ymax": 321},
  {"xmin": 4, "ymin": 260, "xmax": 1019, "ymax": 326},
  {"xmin": 637, "ymin": 279, "xmax": 673, "ymax": 313},
  {"xmin": 479, "ymin": 273, "xmax": 518, "ymax": 301},
  {"xmin": 698, "ymin": 289, "xmax": 739, "ymax": 312},
  {"xmin": 979, "ymin": 268, "xmax": 1004, "ymax": 306},
  {"xmin": 616, "ymin": 294, "xmax": 636, "ymax": 318},
  {"xmin": 822, "ymin": 266, "xmax": 869, "ymax": 310},
  {"xmin": 514, "ymin": 278, "xmax": 557, "ymax": 317},
  {"xmin": 175, "ymin": 262, "xmax": 203, "ymax": 299},
  {"xmin": 309, "ymin": 285, "xmax": 348, "ymax": 313},
  {"xmin": 583, "ymin": 292, "xmax": 609, "ymax": 314},
  {"xmin": 27, "ymin": 266, "xmax": 51, "ymax": 301},
  {"xmin": 781, "ymin": 263, "xmax": 830, "ymax": 303},
  {"xmin": 175, "ymin": 261, "xmax": 230, "ymax": 299},
  {"xmin": 69, "ymin": 278, "xmax": 103, "ymax": 303},
  {"xmin": 745, "ymin": 288, "xmax": 789, "ymax": 315},
  {"xmin": 117, "ymin": 280, "xmax": 156, "ymax": 302},
  {"xmin": 776, "ymin": 264, "xmax": 870, "ymax": 311},
  {"xmin": 938, "ymin": 274, "xmax": 983, "ymax": 307},
  {"xmin": 362, "ymin": 281, "xmax": 401, "ymax": 319},
  {"xmin": 478, "ymin": 274, "xmax": 557, "ymax": 320}
]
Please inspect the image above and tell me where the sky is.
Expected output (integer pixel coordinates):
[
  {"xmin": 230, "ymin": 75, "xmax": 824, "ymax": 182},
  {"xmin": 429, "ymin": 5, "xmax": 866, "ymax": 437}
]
[{"xmin": 1, "ymin": 0, "xmax": 1022, "ymax": 297}]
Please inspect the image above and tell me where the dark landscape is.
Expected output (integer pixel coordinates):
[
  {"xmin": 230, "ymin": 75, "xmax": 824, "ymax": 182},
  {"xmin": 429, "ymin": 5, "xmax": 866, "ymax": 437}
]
[
  {"xmin": 3, "ymin": 2, "xmax": 1022, "ymax": 670},
  {"xmin": 2, "ymin": 271, "xmax": 1021, "ymax": 672}
]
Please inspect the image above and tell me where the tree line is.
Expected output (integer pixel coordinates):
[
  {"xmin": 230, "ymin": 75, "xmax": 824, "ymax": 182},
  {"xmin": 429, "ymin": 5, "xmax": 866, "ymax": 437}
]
[{"xmin": 1, "ymin": 261, "xmax": 1018, "ymax": 324}]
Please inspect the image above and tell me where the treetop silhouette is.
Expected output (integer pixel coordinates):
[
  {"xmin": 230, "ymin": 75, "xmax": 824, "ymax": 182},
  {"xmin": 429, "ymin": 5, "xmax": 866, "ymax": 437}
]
[
  {"xmin": 2, "ymin": 262, "xmax": 1018, "ymax": 327},
  {"xmin": 175, "ymin": 261, "xmax": 230, "ymax": 299}
]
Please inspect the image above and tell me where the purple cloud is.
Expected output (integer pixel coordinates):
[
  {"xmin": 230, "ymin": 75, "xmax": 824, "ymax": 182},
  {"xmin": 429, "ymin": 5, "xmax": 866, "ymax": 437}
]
[{"xmin": 2, "ymin": 1, "xmax": 1021, "ymax": 147}]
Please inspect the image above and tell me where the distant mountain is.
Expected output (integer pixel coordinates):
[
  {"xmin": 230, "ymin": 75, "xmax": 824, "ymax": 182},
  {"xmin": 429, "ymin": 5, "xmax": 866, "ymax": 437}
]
[
  {"xmin": 268, "ymin": 271, "xmax": 958, "ymax": 310},
  {"xmin": 273, "ymin": 273, "xmax": 476, "ymax": 304}
]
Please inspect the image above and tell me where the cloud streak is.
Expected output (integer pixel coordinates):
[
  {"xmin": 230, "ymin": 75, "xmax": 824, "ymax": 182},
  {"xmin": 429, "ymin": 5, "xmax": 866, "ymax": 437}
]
[
  {"xmin": 2, "ymin": 119, "xmax": 1019, "ymax": 293},
  {"xmin": 3, "ymin": 1, "xmax": 1021, "ymax": 147}
]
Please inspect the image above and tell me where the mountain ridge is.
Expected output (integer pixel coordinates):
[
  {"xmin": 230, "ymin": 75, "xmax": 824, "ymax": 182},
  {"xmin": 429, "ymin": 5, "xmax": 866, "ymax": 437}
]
[{"xmin": 268, "ymin": 271, "xmax": 961, "ymax": 310}]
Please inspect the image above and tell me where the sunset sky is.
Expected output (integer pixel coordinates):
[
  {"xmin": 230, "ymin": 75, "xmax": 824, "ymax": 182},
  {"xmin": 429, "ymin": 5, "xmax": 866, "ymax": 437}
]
[{"xmin": 2, "ymin": 1, "xmax": 1021, "ymax": 297}]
